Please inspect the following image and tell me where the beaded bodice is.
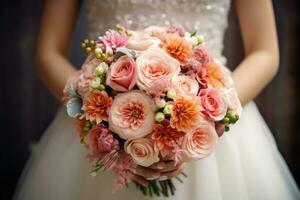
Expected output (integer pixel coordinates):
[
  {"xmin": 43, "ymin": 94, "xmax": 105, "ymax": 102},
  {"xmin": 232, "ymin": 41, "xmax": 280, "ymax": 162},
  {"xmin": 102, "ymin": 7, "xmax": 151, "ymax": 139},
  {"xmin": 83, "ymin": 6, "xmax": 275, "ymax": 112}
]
[{"xmin": 85, "ymin": 0, "xmax": 231, "ymax": 63}]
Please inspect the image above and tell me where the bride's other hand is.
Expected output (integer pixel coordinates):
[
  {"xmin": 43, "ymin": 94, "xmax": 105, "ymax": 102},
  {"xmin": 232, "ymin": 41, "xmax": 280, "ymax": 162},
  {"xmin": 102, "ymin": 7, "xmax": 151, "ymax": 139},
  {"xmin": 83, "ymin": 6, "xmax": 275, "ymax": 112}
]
[
  {"xmin": 130, "ymin": 166, "xmax": 161, "ymax": 187},
  {"xmin": 149, "ymin": 160, "xmax": 185, "ymax": 181}
]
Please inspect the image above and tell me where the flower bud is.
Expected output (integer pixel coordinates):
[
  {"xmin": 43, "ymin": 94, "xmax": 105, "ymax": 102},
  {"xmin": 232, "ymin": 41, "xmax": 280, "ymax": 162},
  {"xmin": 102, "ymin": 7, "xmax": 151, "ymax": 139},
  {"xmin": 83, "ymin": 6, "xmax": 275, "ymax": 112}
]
[
  {"xmin": 222, "ymin": 117, "xmax": 230, "ymax": 124},
  {"xmin": 189, "ymin": 36, "xmax": 199, "ymax": 47},
  {"xmin": 167, "ymin": 89, "xmax": 176, "ymax": 99},
  {"xmin": 155, "ymin": 112, "xmax": 165, "ymax": 122},
  {"xmin": 94, "ymin": 47, "xmax": 103, "ymax": 55},
  {"xmin": 98, "ymin": 84, "xmax": 106, "ymax": 91},
  {"xmin": 90, "ymin": 77, "xmax": 101, "ymax": 89},
  {"xmin": 153, "ymin": 100, "xmax": 166, "ymax": 111},
  {"xmin": 197, "ymin": 35, "xmax": 205, "ymax": 44},
  {"xmin": 163, "ymin": 104, "xmax": 173, "ymax": 115}
]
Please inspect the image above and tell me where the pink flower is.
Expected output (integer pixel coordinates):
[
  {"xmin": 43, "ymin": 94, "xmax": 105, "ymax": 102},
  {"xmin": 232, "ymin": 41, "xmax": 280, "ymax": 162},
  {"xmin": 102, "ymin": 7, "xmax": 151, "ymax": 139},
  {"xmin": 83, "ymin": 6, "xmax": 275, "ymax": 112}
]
[
  {"xmin": 147, "ymin": 78, "xmax": 171, "ymax": 97},
  {"xmin": 193, "ymin": 46, "xmax": 211, "ymax": 65},
  {"xmin": 136, "ymin": 46, "xmax": 180, "ymax": 91},
  {"xmin": 167, "ymin": 25, "xmax": 185, "ymax": 37},
  {"xmin": 112, "ymin": 153, "xmax": 136, "ymax": 191},
  {"xmin": 124, "ymin": 137, "xmax": 159, "ymax": 167},
  {"xmin": 98, "ymin": 30, "xmax": 128, "ymax": 53},
  {"xmin": 199, "ymin": 88, "xmax": 227, "ymax": 121},
  {"xmin": 76, "ymin": 53, "xmax": 100, "ymax": 96},
  {"xmin": 182, "ymin": 57, "xmax": 202, "ymax": 75},
  {"xmin": 108, "ymin": 90, "xmax": 155, "ymax": 140},
  {"xmin": 126, "ymin": 31, "xmax": 161, "ymax": 51},
  {"xmin": 222, "ymin": 88, "xmax": 242, "ymax": 116},
  {"xmin": 88, "ymin": 124, "xmax": 119, "ymax": 159},
  {"xmin": 172, "ymin": 75, "xmax": 199, "ymax": 96},
  {"xmin": 182, "ymin": 121, "xmax": 218, "ymax": 161},
  {"xmin": 106, "ymin": 55, "xmax": 137, "ymax": 92}
]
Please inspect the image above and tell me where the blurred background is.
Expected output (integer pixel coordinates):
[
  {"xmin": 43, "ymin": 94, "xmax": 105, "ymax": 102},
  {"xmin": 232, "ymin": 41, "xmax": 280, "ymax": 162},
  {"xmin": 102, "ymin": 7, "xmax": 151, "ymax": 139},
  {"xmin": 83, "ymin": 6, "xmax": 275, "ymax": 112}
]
[{"xmin": 0, "ymin": 0, "xmax": 299, "ymax": 199}]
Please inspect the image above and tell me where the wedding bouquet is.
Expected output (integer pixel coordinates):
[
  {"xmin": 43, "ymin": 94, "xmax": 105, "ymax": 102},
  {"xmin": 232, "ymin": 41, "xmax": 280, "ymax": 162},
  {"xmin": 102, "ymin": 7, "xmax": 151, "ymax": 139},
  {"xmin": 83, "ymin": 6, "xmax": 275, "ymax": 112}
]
[{"xmin": 63, "ymin": 25, "xmax": 242, "ymax": 197}]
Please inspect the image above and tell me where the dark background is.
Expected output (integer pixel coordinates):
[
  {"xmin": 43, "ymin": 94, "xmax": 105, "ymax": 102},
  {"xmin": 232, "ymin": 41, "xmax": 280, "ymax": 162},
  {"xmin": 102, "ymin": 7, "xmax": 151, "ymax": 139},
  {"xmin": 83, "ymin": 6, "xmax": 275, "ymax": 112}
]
[{"xmin": 0, "ymin": 0, "xmax": 299, "ymax": 199}]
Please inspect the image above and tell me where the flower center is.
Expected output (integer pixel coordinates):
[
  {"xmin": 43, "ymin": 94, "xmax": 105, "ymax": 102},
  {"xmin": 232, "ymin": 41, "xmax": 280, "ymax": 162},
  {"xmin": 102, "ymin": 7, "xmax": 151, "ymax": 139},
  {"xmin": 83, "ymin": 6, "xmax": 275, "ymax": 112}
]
[{"xmin": 121, "ymin": 102, "xmax": 145, "ymax": 128}]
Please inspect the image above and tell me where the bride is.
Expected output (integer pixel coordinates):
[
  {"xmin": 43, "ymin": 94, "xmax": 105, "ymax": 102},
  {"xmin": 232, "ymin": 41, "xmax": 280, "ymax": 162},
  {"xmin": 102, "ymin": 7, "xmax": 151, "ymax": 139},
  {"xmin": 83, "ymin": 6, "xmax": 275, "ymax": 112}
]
[{"xmin": 14, "ymin": 0, "xmax": 300, "ymax": 199}]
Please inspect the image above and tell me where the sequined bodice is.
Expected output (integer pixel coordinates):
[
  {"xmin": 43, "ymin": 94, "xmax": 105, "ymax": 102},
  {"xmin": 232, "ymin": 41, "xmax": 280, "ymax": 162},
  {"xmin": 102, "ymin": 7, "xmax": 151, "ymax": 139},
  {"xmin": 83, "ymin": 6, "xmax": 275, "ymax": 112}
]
[{"xmin": 85, "ymin": 0, "xmax": 231, "ymax": 63}]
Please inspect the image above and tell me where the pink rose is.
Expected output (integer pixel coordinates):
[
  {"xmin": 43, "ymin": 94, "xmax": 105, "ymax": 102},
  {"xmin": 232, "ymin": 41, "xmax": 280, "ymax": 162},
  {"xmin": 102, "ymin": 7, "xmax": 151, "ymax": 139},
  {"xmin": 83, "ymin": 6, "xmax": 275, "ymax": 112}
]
[
  {"xmin": 126, "ymin": 31, "xmax": 161, "ymax": 51},
  {"xmin": 136, "ymin": 46, "xmax": 180, "ymax": 91},
  {"xmin": 124, "ymin": 138, "xmax": 159, "ymax": 167},
  {"xmin": 108, "ymin": 90, "xmax": 155, "ymax": 140},
  {"xmin": 106, "ymin": 55, "xmax": 137, "ymax": 92},
  {"xmin": 88, "ymin": 124, "xmax": 119, "ymax": 159},
  {"xmin": 182, "ymin": 121, "xmax": 218, "ymax": 161},
  {"xmin": 199, "ymin": 88, "xmax": 227, "ymax": 121},
  {"xmin": 172, "ymin": 75, "xmax": 199, "ymax": 96},
  {"xmin": 222, "ymin": 88, "xmax": 242, "ymax": 116}
]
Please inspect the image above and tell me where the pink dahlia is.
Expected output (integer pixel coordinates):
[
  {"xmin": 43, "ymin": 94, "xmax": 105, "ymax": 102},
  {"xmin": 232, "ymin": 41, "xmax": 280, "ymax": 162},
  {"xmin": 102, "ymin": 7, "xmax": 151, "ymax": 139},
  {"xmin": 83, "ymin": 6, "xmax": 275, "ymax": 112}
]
[
  {"xmin": 167, "ymin": 25, "xmax": 185, "ymax": 37},
  {"xmin": 98, "ymin": 30, "xmax": 128, "ymax": 53}
]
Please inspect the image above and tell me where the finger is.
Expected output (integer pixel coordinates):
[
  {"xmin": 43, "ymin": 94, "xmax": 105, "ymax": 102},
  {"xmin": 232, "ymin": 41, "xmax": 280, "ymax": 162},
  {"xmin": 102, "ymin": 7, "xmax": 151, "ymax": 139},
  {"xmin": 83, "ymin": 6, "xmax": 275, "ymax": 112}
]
[
  {"xmin": 131, "ymin": 175, "xmax": 149, "ymax": 187},
  {"xmin": 149, "ymin": 160, "xmax": 177, "ymax": 171},
  {"xmin": 215, "ymin": 122, "xmax": 225, "ymax": 137},
  {"xmin": 131, "ymin": 166, "xmax": 160, "ymax": 180},
  {"xmin": 158, "ymin": 164, "xmax": 184, "ymax": 180}
]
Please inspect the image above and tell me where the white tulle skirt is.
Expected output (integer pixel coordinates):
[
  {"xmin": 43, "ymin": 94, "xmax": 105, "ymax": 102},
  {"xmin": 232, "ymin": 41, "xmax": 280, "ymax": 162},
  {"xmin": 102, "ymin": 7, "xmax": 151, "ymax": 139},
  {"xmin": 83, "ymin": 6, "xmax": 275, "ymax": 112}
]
[{"xmin": 14, "ymin": 101, "xmax": 300, "ymax": 200}]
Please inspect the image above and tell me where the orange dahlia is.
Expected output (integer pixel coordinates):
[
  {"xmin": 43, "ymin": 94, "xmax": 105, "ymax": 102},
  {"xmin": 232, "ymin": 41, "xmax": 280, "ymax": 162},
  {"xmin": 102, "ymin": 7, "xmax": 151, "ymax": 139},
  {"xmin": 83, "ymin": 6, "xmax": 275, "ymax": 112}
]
[
  {"xmin": 152, "ymin": 120, "xmax": 185, "ymax": 157},
  {"xmin": 161, "ymin": 34, "xmax": 192, "ymax": 63},
  {"xmin": 170, "ymin": 95, "xmax": 202, "ymax": 132},
  {"xmin": 82, "ymin": 90, "xmax": 113, "ymax": 124},
  {"xmin": 205, "ymin": 63, "xmax": 224, "ymax": 88}
]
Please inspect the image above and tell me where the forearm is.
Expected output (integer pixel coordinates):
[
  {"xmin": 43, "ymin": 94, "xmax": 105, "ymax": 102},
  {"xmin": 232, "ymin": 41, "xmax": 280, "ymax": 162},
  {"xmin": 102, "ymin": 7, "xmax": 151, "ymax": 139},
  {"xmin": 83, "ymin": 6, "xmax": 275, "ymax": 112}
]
[
  {"xmin": 232, "ymin": 50, "xmax": 279, "ymax": 106},
  {"xmin": 35, "ymin": 52, "xmax": 76, "ymax": 101}
]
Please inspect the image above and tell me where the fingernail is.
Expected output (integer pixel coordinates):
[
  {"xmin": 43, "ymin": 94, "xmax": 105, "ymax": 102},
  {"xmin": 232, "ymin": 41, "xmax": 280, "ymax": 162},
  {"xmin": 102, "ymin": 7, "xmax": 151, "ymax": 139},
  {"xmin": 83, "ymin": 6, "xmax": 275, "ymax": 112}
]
[
  {"xmin": 159, "ymin": 176, "xmax": 168, "ymax": 181},
  {"xmin": 147, "ymin": 176, "xmax": 159, "ymax": 180},
  {"xmin": 157, "ymin": 164, "xmax": 164, "ymax": 169}
]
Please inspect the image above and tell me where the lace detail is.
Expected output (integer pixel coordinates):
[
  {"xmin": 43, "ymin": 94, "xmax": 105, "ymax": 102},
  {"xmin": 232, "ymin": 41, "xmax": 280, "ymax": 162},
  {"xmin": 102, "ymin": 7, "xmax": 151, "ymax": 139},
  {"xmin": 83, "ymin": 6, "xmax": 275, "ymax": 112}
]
[{"xmin": 85, "ymin": 0, "xmax": 231, "ymax": 64}]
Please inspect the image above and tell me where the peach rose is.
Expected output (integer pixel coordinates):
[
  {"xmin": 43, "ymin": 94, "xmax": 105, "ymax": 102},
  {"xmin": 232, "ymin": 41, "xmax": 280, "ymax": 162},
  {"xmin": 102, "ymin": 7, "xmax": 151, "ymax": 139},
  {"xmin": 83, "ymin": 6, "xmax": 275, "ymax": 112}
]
[
  {"xmin": 126, "ymin": 31, "xmax": 161, "ymax": 51},
  {"xmin": 222, "ymin": 88, "xmax": 242, "ymax": 116},
  {"xmin": 136, "ymin": 46, "xmax": 180, "ymax": 91},
  {"xmin": 124, "ymin": 138, "xmax": 159, "ymax": 167},
  {"xmin": 172, "ymin": 75, "xmax": 199, "ymax": 96},
  {"xmin": 199, "ymin": 88, "xmax": 227, "ymax": 121},
  {"xmin": 182, "ymin": 121, "xmax": 218, "ymax": 161},
  {"xmin": 108, "ymin": 90, "xmax": 155, "ymax": 140},
  {"xmin": 144, "ymin": 26, "xmax": 168, "ymax": 41},
  {"xmin": 106, "ymin": 55, "xmax": 137, "ymax": 92}
]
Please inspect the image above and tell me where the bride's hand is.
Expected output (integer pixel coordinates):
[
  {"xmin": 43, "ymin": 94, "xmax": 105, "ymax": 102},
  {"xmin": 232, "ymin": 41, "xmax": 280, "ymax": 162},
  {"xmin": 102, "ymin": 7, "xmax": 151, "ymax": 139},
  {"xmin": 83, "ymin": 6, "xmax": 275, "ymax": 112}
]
[
  {"xmin": 149, "ymin": 160, "xmax": 185, "ymax": 181},
  {"xmin": 130, "ymin": 160, "xmax": 185, "ymax": 186}
]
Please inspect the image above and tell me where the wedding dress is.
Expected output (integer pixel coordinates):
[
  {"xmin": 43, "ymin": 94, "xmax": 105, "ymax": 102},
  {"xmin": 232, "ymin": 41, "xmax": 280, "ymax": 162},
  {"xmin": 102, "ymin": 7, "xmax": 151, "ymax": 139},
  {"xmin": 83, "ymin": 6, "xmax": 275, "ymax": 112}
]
[{"xmin": 14, "ymin": 0, "xmax": 300, "ymax": 199}]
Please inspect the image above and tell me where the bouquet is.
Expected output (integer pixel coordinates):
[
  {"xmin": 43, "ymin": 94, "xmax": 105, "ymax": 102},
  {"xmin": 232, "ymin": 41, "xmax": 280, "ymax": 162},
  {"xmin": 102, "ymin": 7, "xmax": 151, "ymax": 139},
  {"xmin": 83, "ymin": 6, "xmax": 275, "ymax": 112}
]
[{"xmin": 63, "ymin": 25, "xmax": 242, "ymax": 197}]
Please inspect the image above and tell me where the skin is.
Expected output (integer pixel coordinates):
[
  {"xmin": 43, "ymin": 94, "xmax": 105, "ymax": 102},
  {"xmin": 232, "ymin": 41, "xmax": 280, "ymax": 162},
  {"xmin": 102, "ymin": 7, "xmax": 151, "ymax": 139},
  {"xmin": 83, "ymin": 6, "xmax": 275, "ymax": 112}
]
[{"xmin": 35, "ymin": 0, "xmax": 279, "ymax": 186}]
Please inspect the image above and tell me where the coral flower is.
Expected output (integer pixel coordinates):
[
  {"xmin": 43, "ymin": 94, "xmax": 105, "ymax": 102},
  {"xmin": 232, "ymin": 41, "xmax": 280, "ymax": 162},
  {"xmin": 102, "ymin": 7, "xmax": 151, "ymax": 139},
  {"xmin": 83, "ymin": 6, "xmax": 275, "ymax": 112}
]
[
  {"xmin": 161, "ymin": 34, "xmax": 192, "ymax": 63},
  {"xmin": 152, "ymin": 120, "xmax": 185, "ymax": 157},
  {"xmin": 82, "ymin": 91, "xmax": 113, "ymax": 124},
  {"xmin": 170, "ymin": 95, "xmax": 203, "ymax": 132},
  {"xmin": 197, "ymin": 63, "xmax": 225, "ymax": 88}
]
